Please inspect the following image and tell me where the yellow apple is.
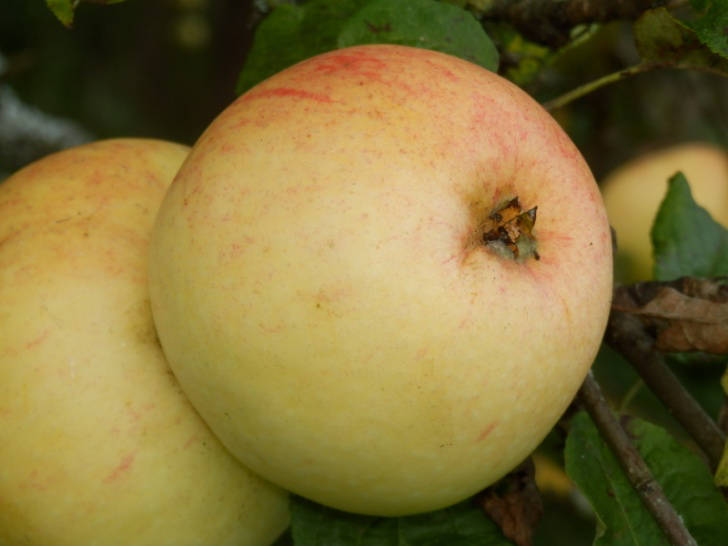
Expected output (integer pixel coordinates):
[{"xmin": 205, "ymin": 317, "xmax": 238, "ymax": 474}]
[
  {"xmin": 601, "ymin": 142, "xmax": 728, "ymax": 281},
  {"xmin": 148, "ymin": 45, "xmax": 613, "ymax": 516},
  {"xmin": 0, "ymin": 139, "xmax": 289, "ymax": 546}
]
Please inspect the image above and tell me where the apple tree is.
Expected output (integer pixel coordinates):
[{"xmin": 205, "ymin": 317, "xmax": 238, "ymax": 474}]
[{"xmin": 4, "ymin": 0, "xmax": 728, "ymax": 545}]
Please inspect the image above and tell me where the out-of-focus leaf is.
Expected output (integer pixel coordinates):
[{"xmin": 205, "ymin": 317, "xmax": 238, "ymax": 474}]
[
  {"xmin": 484, "ymin": 24, "xmax": 553, "ymax": 86},
  {"xmin": 337, "ymin": 0, "xmax": 498, "ymax": 71},
  {"xmin": 716, "ymin": 368, "xmax": 728, "ymax": 486},
  {"xmin": 236, "ymin": 0, "xmax": 498, "ymax": 95},
  {"xmin": 46, "ymin": 0, "xmax": 126, "ymax": 27},
  {"xmin": 686, "ymin": 0, "xmax": 728, "ymax": 57},
  {"xmin": 289, "ymin": 495, "xmax": 514, "ymax": 546},
  {"xmin": 46, "ymin": 0, "xmax": 75, "ymax": 27},
  {"xmin": 565, "ymin": 412, "xmax": 728, "ymax": 545},
  {"xmin": 634, "ymin": 7, "xmax": 728, "ymax": 76},
  {"xmin": 272, "ymin": 528, "xmax": 294, "ymax": 546},
  {"xmin": 651, "ymin": 172, "xmax": 728, "ymax": 281},
  {"xmin": 717, "ymin": 442, "xmax": 728, "ymax": 486}
]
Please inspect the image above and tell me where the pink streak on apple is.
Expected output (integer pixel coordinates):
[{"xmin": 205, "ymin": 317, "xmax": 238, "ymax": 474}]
[
  {"xmin": 477, "ymin": 421, "xmax": 499, "ymax": 442},
  {"xmin": 24, "ymin": 329, "xmax": 50, "ymax": 350},
  {"xmin": 243, "ymin": 87, "xmax": 334, "ymax": 104},
  {"xmin": 311, "ymin": 52, "xmax": 387, "ymax": 77},
  {"xmin": 103, "ymin": 453, "xmax": 135, "ymax": 484}
]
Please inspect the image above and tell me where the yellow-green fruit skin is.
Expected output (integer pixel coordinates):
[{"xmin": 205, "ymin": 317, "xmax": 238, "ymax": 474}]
[
  {"xmin": 148, "ymin": 45, "xmax": 613, "ymax": 516},
  {"xmin": 0, "ymin": 139, "xmax": 289, "ymax": 546},
  {"xmin": 601, "ymin": 142, "xmax": 728, "ymax": 281}
]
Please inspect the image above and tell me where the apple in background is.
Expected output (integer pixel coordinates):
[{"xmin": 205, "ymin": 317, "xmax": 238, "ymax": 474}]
[
  {"xmin": 601, "ymin": 142, "xmax": 728, "ymax": 282},
  {"xmin": 148, "ymin": 45, "xmax": 613, "ymax": 516},
  {"xmin": 0, "ymin": 140, "xmax": 289, "ymax": 546}
]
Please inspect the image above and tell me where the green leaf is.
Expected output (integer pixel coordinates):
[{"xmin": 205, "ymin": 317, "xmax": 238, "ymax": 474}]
[
  {"xmin": 272, "ymin": 528, "xmax": 294, "ymax": 546},
  {"xmin": 565, "ymin": 412, "xmax": 667, "ymax": 545},
  {"xmin": 566, "ymin": 412, "xmax": 728, "ymax": 546},
  {"xmin": 236, "ymin": 0, "xmax": 371, "ymax": 94},
  {"xmin": 46, "ymin": 0, "xmax": 75, "ymax": 27},
  {"xmin": 633, "ymin": 7, "xmax": 728, "ymax": 76},
  {"xmin": 627, "ymin": 418, "xmax": 728, "ymax": 546},
  {"xmin": 289, "ymin": 495, "xmax": 514, "ymax": 546},
  {"xmin": 336, "ymin": 0, "xmax": 499, "ymax": 71},
  {"xmin": 650, "ymin": 172, "xmax": 728, "ymax": 280},
  {"xmin": 482, "ymin": 24, "xmax": 553, "ymax": 86},
  {"xmin": 716, "ymin": 368, "xmax": 728, "ymax": 487},
  {"xmin": 45, "ymin": 0, "xmax": 127, "ymax": 27},
  {"xmin": 236, "ymin": 0, "xmax": 498, "ymax": 95},
  {"xmin": 687, "ymin": 0, "xmax": 728, "ymax": 57}
]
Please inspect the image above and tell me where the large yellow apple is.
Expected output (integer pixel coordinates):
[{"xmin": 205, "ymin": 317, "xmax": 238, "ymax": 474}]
[
  {"xmin": 0, "ymin": 139, "xmax": 289, "ymax": 546},
  {"xmin": 148, "ymin": 45, "xmax": 613, "ymax": 516},
  {"xmin": 601, "ymin": 142, "xmax": 728, "ymax": 281}
]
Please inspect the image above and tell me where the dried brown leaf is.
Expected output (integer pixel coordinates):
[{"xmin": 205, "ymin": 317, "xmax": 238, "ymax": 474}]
[
  {"xmin": 613, "ymin": 278, "xmax": 728, "ymax": 354},
  {"xmin": 479, "ymin": 459, "xmax": 543, "ymax": 546}
]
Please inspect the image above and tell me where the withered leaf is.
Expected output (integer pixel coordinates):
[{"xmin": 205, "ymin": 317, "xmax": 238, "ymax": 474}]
[
  {"xmin": 613, "ymin": 277, "xmax": 728, "ymax": 354},
  {"xmin": 479, "ymin": 459, "xmax": 543, "ymax": 546}
]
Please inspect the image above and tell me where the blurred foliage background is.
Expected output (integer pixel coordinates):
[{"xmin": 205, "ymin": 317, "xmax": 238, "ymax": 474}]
[{"xmin": 0, "ymin": 0, "xmax": 262, "ymax": 175}]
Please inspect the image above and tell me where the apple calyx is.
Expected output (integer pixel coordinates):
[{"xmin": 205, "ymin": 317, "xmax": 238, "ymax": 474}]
[{"xmin": 482, "ymin": 197, "xmax": 540, "ymax": 262}]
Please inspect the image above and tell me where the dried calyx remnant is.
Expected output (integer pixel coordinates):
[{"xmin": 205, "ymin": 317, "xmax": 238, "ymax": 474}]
[{"xmin": 482, "ymin": 197, "xmax": 539, "ymax": 262}]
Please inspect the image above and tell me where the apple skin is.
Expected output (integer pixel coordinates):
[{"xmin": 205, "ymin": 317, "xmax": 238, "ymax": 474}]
[
  {"xmin": 601, "ymin": 142, "xmax": 728, "ymax": 281},
  {"xmin": 148, "ymin": 45, "xmax": 613, "ymax": 516},
  {"xmin": 0, "ymin": 139, "xmax": 289, "ymax": 546}
]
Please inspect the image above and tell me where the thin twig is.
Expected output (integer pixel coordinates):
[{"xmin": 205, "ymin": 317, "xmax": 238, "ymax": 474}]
[
  {"xmin": 578, "ymin": 372, "xmax": 698, "ymax": 546},
  {"xmin": 543, "ymin": 62, "xmax": 653, "ymax": 111},
  {"xmin": 605, "ymin": 309, "xmax": 726, "ymax": 471},
  {"xmin": 618, "ymin": 378, "xmax": 644, "ymax": 413}
]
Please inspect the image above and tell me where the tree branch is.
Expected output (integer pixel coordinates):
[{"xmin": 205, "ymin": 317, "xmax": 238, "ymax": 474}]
[
  {"xmin": 605, "ymin": 307, "xmax": 726, "ymax": 472},
  {"xmin": 478, "ymin": 0, "xmax": 669, "ymax": 48},
  {"xmin": 578, "ymin": 372, "xmax": 698, "ymax": 546}
]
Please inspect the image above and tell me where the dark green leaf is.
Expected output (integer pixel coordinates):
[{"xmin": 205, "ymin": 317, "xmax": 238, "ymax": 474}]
[
  {"xmin": 272, "ymin": 528, "xmax": 294, "ymax": 546},
  {"xmin": 626, "ymin": 418, "xmax": 728, "ymax": 546},
  {"xmin": 336, "ymin": 0, "xmax": 498, "ymax": 71},
  {"xmin": 565, "ymin": 412, "xmax": 728, "ymax": 546},
  {"xmin": 634, "ymin": 7, "xmax": 728, "ymax": 76},
  {"xmin": 651, "ymin": 172, "xmax": 728, "ymax": 280},
  {"xmin": 565, "ymin": 412, "xmax": 667, "ymax": 545},
  {"xmin": 687, "ymin": 0, "xmax": 728, "ymax": 57},
  {"xmin": 289, "ymin": 495, "xmax": 513, "ymax": 546},
  {"xmin": 236, "ymin": 0, "xmax": 371, "ymax": 94},
  {"xmin": 236, "ymin": 0, "xmax": 498, "ymax": 94}
]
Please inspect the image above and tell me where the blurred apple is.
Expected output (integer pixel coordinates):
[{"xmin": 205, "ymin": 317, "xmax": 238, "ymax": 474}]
[
  {"xmin": 0, "ymin": 139, "xmax": 289, "ymax": 546},
  {"xmin": 148, "ymin": 45, "xmax": 613, "ymax": 516},
  {"xmin": 601, "ymin": 142, "xmax": 728, "ymax": 281}
]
